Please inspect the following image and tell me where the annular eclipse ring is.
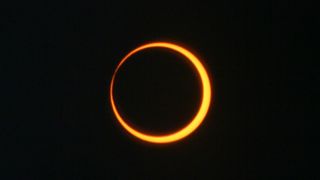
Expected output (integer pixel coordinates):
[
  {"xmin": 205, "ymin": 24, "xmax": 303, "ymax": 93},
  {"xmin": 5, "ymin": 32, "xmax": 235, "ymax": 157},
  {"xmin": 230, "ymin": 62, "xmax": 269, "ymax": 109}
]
[{"xmin": 110, "ymin": 42, "xmax": 212, "ymax": 143}]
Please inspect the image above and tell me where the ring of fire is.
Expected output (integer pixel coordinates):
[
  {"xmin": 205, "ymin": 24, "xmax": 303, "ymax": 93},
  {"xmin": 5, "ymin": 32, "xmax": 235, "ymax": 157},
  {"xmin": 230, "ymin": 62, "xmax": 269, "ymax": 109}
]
[{"xmin": 110, "ymin": 42, "xmax": 212, "ymax": 143}]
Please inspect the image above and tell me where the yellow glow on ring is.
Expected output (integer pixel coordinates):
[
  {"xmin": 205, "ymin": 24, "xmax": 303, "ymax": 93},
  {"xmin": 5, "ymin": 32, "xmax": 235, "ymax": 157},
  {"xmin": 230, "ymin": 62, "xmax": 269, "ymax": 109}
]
[{"xmin": 110, "ymin": 42, "xmax": 212, "ymax": 143}]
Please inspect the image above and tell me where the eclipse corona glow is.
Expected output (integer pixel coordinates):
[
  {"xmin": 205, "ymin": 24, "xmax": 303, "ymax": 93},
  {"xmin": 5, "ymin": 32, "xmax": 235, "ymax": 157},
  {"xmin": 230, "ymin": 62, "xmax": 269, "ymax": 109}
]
[{"xmin": 110, "ymin": 42, "xmax": 212, "ymax": 143}]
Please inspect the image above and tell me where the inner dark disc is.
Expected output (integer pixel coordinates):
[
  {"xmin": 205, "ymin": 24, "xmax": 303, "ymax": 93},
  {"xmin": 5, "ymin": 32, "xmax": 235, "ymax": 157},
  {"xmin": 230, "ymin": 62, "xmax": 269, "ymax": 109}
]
[{"xmin": 113, "ymin": 48, "xmax": 202, "ymax": 135}]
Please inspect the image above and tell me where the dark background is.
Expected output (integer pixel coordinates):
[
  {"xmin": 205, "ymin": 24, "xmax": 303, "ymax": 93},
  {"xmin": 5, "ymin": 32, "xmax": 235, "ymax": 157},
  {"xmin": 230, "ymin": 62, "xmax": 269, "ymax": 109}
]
[{"xmin": 2, "ymin": 0, "xmax": 318, "ymax": 179}]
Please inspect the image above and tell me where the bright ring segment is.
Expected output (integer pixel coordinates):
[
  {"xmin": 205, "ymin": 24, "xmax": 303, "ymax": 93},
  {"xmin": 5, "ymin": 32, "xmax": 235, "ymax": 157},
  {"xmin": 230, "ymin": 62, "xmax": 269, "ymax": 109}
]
[{"xmin": 110, "ymin": 42, "xmax": 212, "ymax": 143}]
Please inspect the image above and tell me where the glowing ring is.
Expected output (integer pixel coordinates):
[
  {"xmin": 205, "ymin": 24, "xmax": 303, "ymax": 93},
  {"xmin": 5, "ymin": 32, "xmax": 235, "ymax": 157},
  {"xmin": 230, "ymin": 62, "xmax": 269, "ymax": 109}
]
[{"xmin": 110, "ymin": 42, "xmax": 212, "ymax": 143}]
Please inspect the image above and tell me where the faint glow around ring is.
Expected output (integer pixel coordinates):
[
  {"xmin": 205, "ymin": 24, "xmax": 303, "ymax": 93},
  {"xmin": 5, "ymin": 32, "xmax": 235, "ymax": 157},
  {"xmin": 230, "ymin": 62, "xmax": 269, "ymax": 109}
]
[{"xmin": 110, "ymin": 42, "xmax": 212, "ymax": 143}]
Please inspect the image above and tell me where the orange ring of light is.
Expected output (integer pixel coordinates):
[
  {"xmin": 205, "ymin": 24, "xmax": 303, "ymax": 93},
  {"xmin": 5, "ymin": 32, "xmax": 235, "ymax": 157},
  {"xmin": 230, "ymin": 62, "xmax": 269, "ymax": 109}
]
[{"xmin": 110, "ymin": 42, "xmax": 212, "ymax": 143}]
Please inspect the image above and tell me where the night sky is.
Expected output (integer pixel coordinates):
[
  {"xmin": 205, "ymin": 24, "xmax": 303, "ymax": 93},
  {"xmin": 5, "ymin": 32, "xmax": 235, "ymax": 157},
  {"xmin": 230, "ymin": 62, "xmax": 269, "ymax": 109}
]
[{"xmin": 2, "ymin": 0, "xmax": 317, "ymax": 179}]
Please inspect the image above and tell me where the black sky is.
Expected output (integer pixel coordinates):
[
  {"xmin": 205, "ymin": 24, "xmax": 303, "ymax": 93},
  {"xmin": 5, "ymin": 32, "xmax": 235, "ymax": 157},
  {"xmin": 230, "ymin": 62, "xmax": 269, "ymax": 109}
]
[{"xmin": 2, "ymin": 0, "xmax": 318, "ymax": 179}]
